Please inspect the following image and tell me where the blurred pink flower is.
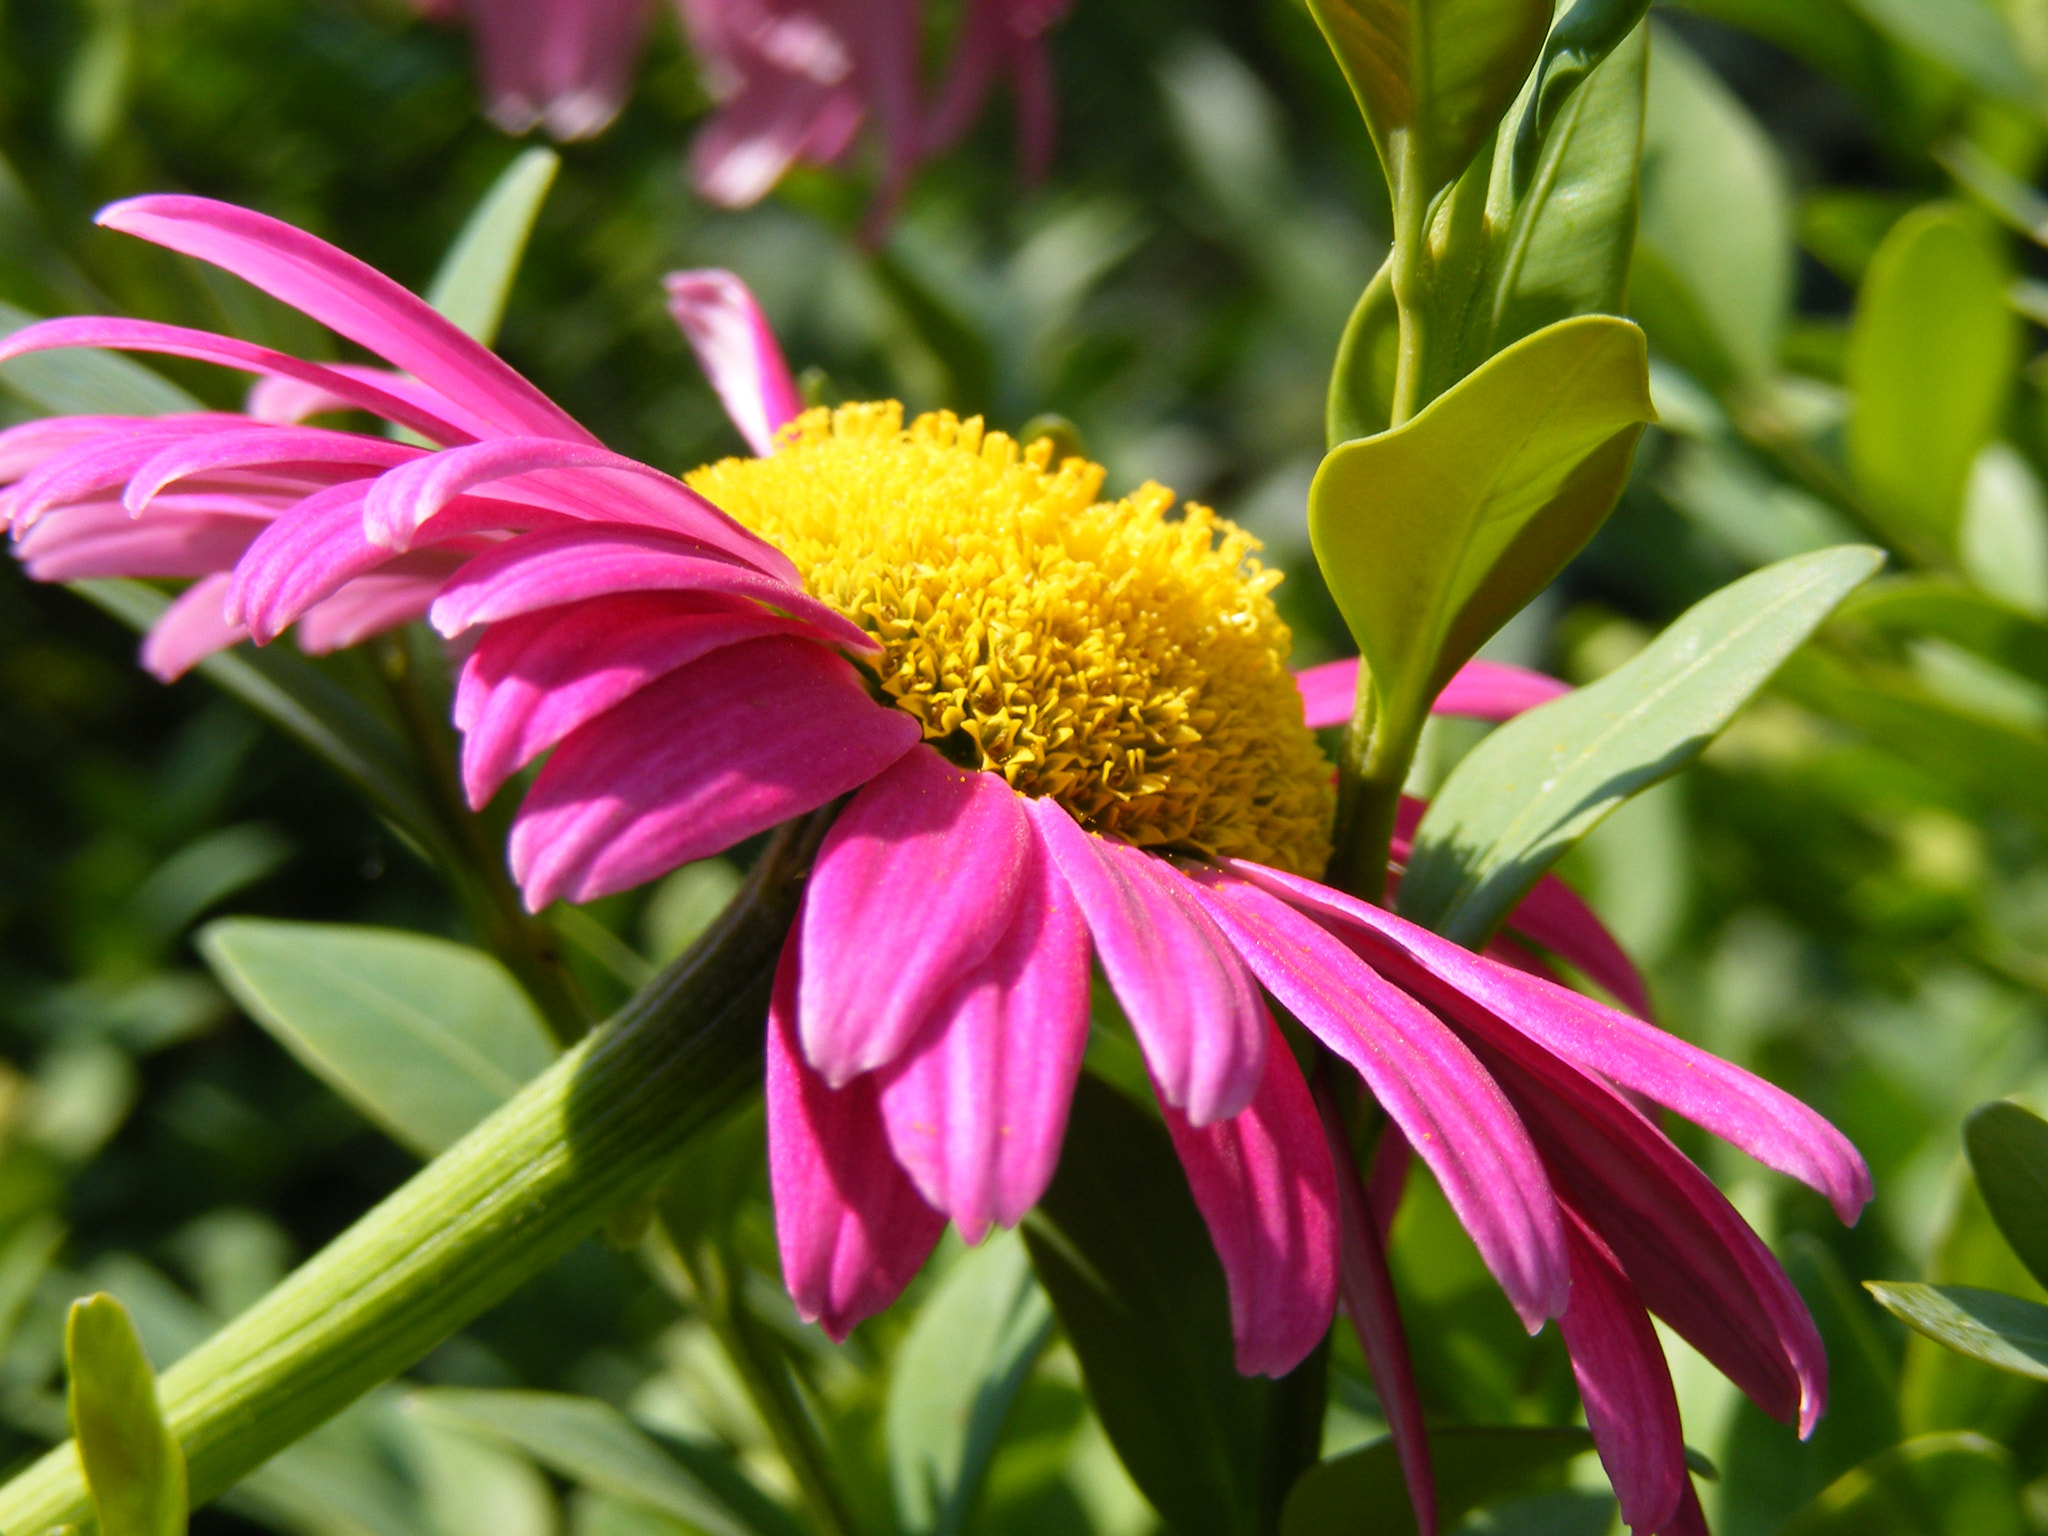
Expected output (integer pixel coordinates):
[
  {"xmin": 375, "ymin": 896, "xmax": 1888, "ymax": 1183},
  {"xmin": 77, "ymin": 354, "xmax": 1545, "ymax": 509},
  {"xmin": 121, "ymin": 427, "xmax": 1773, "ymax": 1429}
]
[{"xmin": 417, "ymin": 0, "xmax": 655, "ymax": 141}]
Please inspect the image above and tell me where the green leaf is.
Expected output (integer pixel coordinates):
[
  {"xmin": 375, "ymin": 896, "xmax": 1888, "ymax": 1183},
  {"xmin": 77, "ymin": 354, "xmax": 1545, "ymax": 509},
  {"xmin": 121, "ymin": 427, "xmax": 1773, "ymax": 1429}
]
[
  {"xmin": 888, "ymin": 1231, "xmax": 1054, "ymax": 1536},
  {"xmin": 1402, "ymin": 545, "xmax": 1884, "ymax": 943},
  {"xmin": 1843, "ymin": 0, "xmax": 2038, "ymax": 111},
  {"xmin": 1965, "ymin": 1102, "xmax": 2048, "ymax": 1292},
  {"xmin": 1847, "ymin": 203, "xmax": 2017, "ymax": 563},
  {"xmin": 197, "ymin": 919, "xmax": 559, "ymax": 1158},
  {"xmin": 1327, "ymin": 256, "xmax": 1397, "ymax": 446},
  {"xmin": 407, "ymin": 1389, "xmax": 801, "ymax": 1536},
  {"xmin": 424, "ymin": 147, "xmax": 560, "ymax": 347},
  {"xmin": 1309, "ymin": 314, "xmax": 1653, "ymax": 744},
  {"xmin": 1836, "ymin": 578, "xmax": 2048, "ymax": 692},
  {"xmin": 0, "ymin": 299, "xmax": 202, "ymax": 416},
  {"xmin": 1870, "ymin": 1283, "xmax": 2048, "ymax": 1382},
  {"xmin": 1633, "ymin": 27, "xmax": 1793, "ymax": 387},
  {"xmin": 1280, "ymin": 1425, "xmax": 1591, "ymax": 1535},
  {"xmin": 1304, "ymin": 0, "xmax": 1553, "ymax": 200},
  {"xmin": 1020, "ymin": 1076, "xmax": 1280, "ymax": 1536},
  {"xmin": 67, "ymin": 1293, "xmax": 187, "ymax": 1536},
  {"xmin": 1777, "ymin": 1431, "xmax": 2024, "ymax": 1536}
]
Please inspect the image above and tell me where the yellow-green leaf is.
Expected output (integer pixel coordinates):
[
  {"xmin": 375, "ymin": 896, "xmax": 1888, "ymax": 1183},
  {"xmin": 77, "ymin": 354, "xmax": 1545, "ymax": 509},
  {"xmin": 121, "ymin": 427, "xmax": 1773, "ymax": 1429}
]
[{"xmin": 68, "ymin": 1294, "xmax": 187, "ymax": 1536}]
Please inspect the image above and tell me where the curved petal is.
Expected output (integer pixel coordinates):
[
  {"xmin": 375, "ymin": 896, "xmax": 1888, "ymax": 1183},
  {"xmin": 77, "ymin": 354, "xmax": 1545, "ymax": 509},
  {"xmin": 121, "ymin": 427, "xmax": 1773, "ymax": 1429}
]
[
  {"xmin": 126, "ymin": 427, "xmax": 422, "ymax": 514},
  {"xmin": 1226, "ymin": 860, "xmax": 1874, "ymax": 1226},
  {"xmin": 799, "ymin": 745, "xmax": 1034, "ymax": 1085},
  {"xmin": 296, "ymin": 563, "xmax": 461, "ymax": 653},
  {"xmin": 1182, "ymin": 864, "xmax": 1570, "ymax": 1331},
  {"xmin": 1294, "ymin": 657, "xmax": 1571, "ymax": 730},
  {"xmin": 454, "ymin": 591, "xmax": 820, "ymax": 806},
  {"xmin": 1501, "ymin": 874, "xmax": 1654, "ymax": 1021},
  {"xmin": 97, "ymin": 196, "xmax": 592, "ymax": 442},
  {"xmin": 664, "ymin": 270, "xmax": 804, "ymax": 457},
  {"xmin": 1026, "ymin": 799, "xmax": 1265, "ymax": 1125},
  {"xmin": 767, "ymin": 945, "xmax": 945, "ymax": 1339},
  {"xmin": 139, "ymin": 573, "xmax": 246, "ymax": 681},
  {"xmin": 15, "ymin": 502, "xmax": 266, "ymax": 581},
  {"xmin": 1557, "ymin": 1206, "xmax": 1686, "ymax": 1534},
  {"xmin": 0, "ymin": 415, "xmax": 218, "ymax": 485},
  {"xmin": 511, "ymin": 634, "xmax": 921, "ymax": 907},
  {"xmin": 465, "ymin": 0, "xmax": 651, "ymax": 141},
  {"xmin": 227, "ymin": 481, "xmax": 378, "ymax": 642},
  {"xmin": 875, "ymin": 830, "xmax": 1091, "ymax": 1242},
  {"xmin": 7, "ymin": 416, "xmax": 252, "ymax": 531},
  {"xmin": 1294, "ymin": 658, "xmax": 1358, "ymax": 731},
  {"xmin": 1162, "ymin": 1016, "xmax": 1338, "ymax": 1377},
  {"xmin": 428, "ymin": 523, "xmax": 871, "ymax": 652}
]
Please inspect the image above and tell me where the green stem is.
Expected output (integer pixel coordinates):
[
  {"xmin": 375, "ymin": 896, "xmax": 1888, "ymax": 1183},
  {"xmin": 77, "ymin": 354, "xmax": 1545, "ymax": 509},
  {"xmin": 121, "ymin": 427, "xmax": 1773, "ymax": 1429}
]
[
  {"xmin": 1386, "ymin": 134, "xmax": 1432, "ymax": 431},
  {"xmin": 0, "ymin": 817, "xmax": 827, "ymax": 1533},
  {"xmin": 1324, "ymin": 674, "xmax": 1419, "ymax": 904},
  {"xmin": 375, "ymin": 632, "xmax": 592, "ymax": 1044}
]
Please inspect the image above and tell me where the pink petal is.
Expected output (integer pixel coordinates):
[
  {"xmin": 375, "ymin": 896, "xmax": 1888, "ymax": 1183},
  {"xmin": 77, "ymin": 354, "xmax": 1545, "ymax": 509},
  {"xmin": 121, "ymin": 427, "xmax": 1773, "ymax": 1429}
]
[
  {"xmin": 125, "ymin": 426, "xmax": 423, "ymax": 515},
  {"xmin": 1182, "ymin": 865, "xmax": 1570, "ymax": 1332},
  {"xmin": 1161, "ymin": 1015, "xmax": 1338, "ymax": 1377},
  {"xmin": 453, "ymin": 591, "xmax": 821, "ymax": 806},
  {"xmin": 875, "ymin": 829, "xmax": 1091, "ymax": 1241},
  {"xmin": 226, "ymin": 481, "xmax": 379, "ymax": 642},
  {"xmin": 1502, "ymin": 874, "xmax": 1654, "ymax": 1021},
  {"xmin": 295, "ymin": 563, "xmax": 462, "ymax": 652},
  {"xmin": 509, "ymin": 634, "xmax": 920, "ymax": 907},
  {"xmin": 767, "ymin": 946, "xmax": 945, "ymax": 1339},
  {"xmin": 679, "ymin": 0, "xmax": 864, "ymax": 208},
  {"xmin": 361, "ymin": 437, "xmax": 797, "ymax": 586},
  {"xmin": 428, "ymin": 523, "xmax": 872, "ymax": 653},
  {"xmin": 1025, "ymin": 799, "xmax": 1266, "ymax": 1125},
  {"xmin": 0, "ymin": 413, "xmax": 240, "ymax": 494},
  {"xmin": 15, "ymin": 502, "xmax": 266, "ymax": 580},
  {"xmin": 1312, "ymin": 1073, "xmax": 1436, "ymax": 1536},
  {"xmin": 1557, "ymin": 1206, "xmax": 1687, "ymax": 1533},
  {"xmin": 248, "ymin": 363, "xmax": 504, "ymax": 440},
  {"xmin": 1366, "ymin": 1122, "xmax": 1412, "ymax": 1240},
  {"xmin": 799, "ymin": 745, "xmax": 1033, "ymax": 1085},
  {"xmin": 139, "ymin": 573, "xmax": 247, "ymax": 681},
  {"xmin": 664, "ymin": 269, "xmax": 804, "ymax": 457},
  {"xmin": 464, "ymin": 0, "xmax": 651, "ymax": 141},
  {"xmin": 1661, "ymin": 1483, "xmax": 1709, "ymax": 1536},
  {"xmin": 96, "ymin": 197, "xmax": 593, "ymax": 443},
  {"xmin": 1227, "ymin": 861, "xmax": 1874, "ymax": 1225},
  {"xmin": 1294, "ymin": 657, "xmax": 1571, "ymax": 731},
  {"xmin": 0, "ymin": 318, "xmax": 475, "ymax": 445},
  {"xmin": 7, "ymin": 416, "xmax": 248, "ymax": 532},
  {"xmin": 1293, "ymin": 658, "xmax": 1357, "ymax": 731}
]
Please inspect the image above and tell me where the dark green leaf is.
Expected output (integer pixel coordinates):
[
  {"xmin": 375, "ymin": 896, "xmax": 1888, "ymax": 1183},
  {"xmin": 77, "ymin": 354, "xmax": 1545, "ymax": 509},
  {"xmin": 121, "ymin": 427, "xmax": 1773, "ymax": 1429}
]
[
  {"xmin": 0, "ymin": 300, "xmax": 201, "ymax": 417},
  {"xmin": 888, "ymin": 1232, "xmax": 1053, "ymax": 1536},
  {"xmin": 1310, "ymin": 315, "xmax": 1652, "ymax": 751},
  {"xmin": 1403, "ymin": 545, "xmax": 1883, "ymax": 943},
  {"xmin": 424, "ymin": 148, "xmax": 559, "ymax": 346},
  {"xmin": 1777, "ymin": 1430, "xmax": 2024, "ymax": 1536},
  {"xmin": 1965, "ymin": 1102, "xmax": 2048, "ymax": 1292},
  {"xmin": 1304, "ymin": 0, "xmax": 1552, "ymax": 199},
  {"xmin": 1847, "ymin": 202, "xmax": 2016, "ymax": 563},
  {"xmin": 1280, "ymin": 1426, "xmax": 1591, "ymax": 1536},
  {"xmin": 197, "ymin": 919, "xmax": 559, "ymax": 1157},
  {"xmin": 1844, "ymin": 0, "xmax": 2037, "ymax": 111},
  {"xmin": 67, "ymin": 1293, "xmax": 187, "ymax": 1536},
  {"xmin": 1506, "ymin": 0, "xmax": 1650, "ymax": 196},
  {"xmin": 1836, "ymin": 579, "xmax": 2048, "ymax": 692}
]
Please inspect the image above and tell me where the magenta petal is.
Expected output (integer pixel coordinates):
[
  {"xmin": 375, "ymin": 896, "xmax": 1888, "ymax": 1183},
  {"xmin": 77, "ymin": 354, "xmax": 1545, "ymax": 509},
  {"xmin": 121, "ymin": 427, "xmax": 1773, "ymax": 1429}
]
[
  {"xmin": 15, "ymin": 502, "xmax": 266, "ymax": 581},
  {"xmin": 1294, "ymin": 658, "xmax": 1358, "ymax": 731},
  {"xmin": 464, "ymin": 0, "xmax": 651, "ymax": 141},
  {"xmin": 0, "ymin": 415, "xmax": 203, "ymax": 486},
  {"xmin": 875, "ymin": 831, "xmax": 1091, "ymax": 1241},
  {"xmin": 1026, "ymin": 799, "xmax": 1265, "ymax": 1125},
  {"xmin": 227, "ymin": 482, "xmax": 378, "ymax": 642},
  {"xmin": 6, "ymin": 417, "xmax": 246, "ymax": 531},
  {"xmin": 97, "ymin": 196, "xmax": 593, "ymax": 442},
  {"xmin": 1502, "ymin": 874, "xmax": 1655, "ymax": 1021},
  {"xmin": 1226, "ymin": 860, "xmax": 1874, "ymax": 1225},
  {"xmin": 428, "ymin": 523, "xmax": 872, "ymax": 653},
  {"xmin": 0, "ymin": 318, "xmax": 474, "ymax": 445},
  {"xmin": 139, "ymin": 573, "xmax": 246, "ymax": 681},
  {"xmin": 664, "ymin": 270, "xmax": 804, "ymax": 457},
  {"xmin": 1557, "ymin": 1207, "xmax": 1686, "ymax": 1533},
  {"xmin": 1431, "ymin": 659, "xmax": 1572, "ymax": 720},
  {"xmin": 767, "ymin": 946, "xmax": 945, "ymax": 1339},
  {"xmin": 1183, "ymin": 865, "xmax": 1569, "ymax": 1331},
  {"xmin": 1366, "ymin": 1122, "xmax": 1412, "ymax": 1241},
  {"xmin": 799, "ymin": 746, "xmax": 1034, "ymax": 1085},
  {"xmin": 454, "ymin": 592, "xmax": 820, "ymax": 806},
  {"xmin": 1161, "ymin": 1016, "xmax": 1338, "ymax": 1377},
  {"xmin": 511, "ymin": 634, "xmax": 919, "ymax": 907},
  {"xmin": 296, "ymin": 564, "xmax": 459, "ymax": 653},
  {"xmin": 1661, "ymin": 1483, "xmax": 1709, "ymax": 1536},
  {"xmin": 125, "ymin": 427, "xmax": 422, "ymax": 514}
]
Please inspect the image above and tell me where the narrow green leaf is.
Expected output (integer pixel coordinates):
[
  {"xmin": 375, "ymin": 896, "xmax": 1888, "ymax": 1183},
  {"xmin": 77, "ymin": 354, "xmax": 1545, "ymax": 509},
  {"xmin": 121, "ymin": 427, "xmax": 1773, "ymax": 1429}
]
[
  {"xmin": 1844, "ymin": 0, "xmax": 2038, "ymax": 111},
  {"xmin": 888, "ymin": 1232, "xmax": 1054, "ymax": 1536},
  {"xmin": 197, "ymin": 919, "xmax": 559, "ymax": 1158},
  {"xmin": 1402, "ymin": 545, "xmax": 1883, "ymax": 943},
  {"xmin": 1326, "ymin": 257, "xmax": 1397, "ymax": 446},
  {"xmin": 67, "ymin": 1294, "xmax": 187, "ymax": 1536},
  {"xmin": 1304, "ymin": 0, "xmax": 1552, "ymax": 199},
  {"xmin": 424, "ymin": 148, "xmax": 560, "ymax": 346},
  {"xmin": 1020, "ymin": 1076, "xmax": 1270, "ymax": 1536},
  {"xmin": 1965, "ymin": 1102, "xmax": 2048, "ymax": 1293},
  {"xmin": 1280, "ymin": 1426, "xmax": 1591, "ymax": 1536},
  {"xmin": 1777, "ymin": 1430, "xmax": 2023, "ymax": 1536},
  {"xmin": 0, "ymin": 300, "xmax": 201, "ymax": 416},
  {"xmin": 408, "ymin": 1389, "xmax": 800, "ymax": 1536},
  {"xmin": 1633, "ymin": 27, "xmax": 1793, "ymax": 387},
  {"xmin": 1505, "ymin": 0, "xmax": 1650, "ymax": 195},
  {"xmin": 1847, "ymin": 203, "xmax": 2016, "ymax": 563},
  {"xmin": 1310, "ymin": 314, "xmax": 1653, "ymax": 742},
  {"xmin": 1836, "ymin": 578, "xmax": 2048, "ymax": 692}
]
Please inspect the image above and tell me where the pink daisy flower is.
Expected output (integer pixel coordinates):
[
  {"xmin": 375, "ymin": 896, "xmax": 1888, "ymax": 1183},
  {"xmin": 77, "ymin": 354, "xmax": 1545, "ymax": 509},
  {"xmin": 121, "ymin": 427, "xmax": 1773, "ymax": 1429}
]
[
  {"xmin": 0, "ymin": 205, "xmax": 1869, "ymax": 1536},
  {"xmin": 411, "ymin": 0, "xmax": 654, "ymax": 142}
]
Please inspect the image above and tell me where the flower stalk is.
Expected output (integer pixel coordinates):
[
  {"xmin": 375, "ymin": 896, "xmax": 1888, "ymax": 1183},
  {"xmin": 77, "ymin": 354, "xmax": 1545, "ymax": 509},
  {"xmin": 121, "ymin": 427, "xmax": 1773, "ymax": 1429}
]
[{"xmin": 0, "ymin": 817, "xmax": 827, "ymax": 1533}]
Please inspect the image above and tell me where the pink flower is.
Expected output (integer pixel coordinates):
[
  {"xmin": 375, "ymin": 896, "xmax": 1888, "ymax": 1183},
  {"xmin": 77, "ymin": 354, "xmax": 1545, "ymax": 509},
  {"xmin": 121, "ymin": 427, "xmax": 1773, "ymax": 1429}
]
[
  {"xmin": 416, "ymin": 0, "xmax": 654, "ymax": 142},
  {"xmin": 678, "ymin": 0, "xmax": 1070, "ymax": 227}
]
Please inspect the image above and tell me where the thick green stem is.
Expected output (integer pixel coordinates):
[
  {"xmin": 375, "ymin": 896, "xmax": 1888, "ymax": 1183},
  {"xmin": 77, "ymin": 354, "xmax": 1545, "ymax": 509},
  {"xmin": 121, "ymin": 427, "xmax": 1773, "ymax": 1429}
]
[
  {"xmin": 1324, "ymin": 674, "xmax": 1419, "ymax": 904},
  {"xmin": 0, "ymin": 818, "xmax": 825, "ymax": 1533},
  {"xmin": 1386, "ymin": 135, "xmax": 1432, "ymax": 431}
]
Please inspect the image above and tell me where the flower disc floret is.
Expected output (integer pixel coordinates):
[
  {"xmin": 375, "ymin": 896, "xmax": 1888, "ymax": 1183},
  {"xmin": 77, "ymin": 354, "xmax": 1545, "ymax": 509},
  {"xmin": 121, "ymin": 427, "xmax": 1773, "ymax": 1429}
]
[{"xmin": 687, "ymin": 402, "xmax": 1336, "ymax": 875}]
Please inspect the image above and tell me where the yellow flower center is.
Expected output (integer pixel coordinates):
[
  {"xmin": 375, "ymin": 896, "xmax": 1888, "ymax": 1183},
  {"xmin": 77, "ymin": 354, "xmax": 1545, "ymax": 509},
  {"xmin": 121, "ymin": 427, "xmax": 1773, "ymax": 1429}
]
[{"xmin": 687, "ymin": 402, "xmax": 1334, "ymax": 876}]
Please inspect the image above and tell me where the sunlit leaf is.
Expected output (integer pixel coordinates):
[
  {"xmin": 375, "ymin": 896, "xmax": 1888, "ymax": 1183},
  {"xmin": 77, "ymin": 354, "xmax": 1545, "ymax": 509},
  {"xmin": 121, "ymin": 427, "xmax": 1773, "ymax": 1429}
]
[
  {"xmin": 1777, "ymin": 1430, "xmax": 2023, "ymax": 1536},
  {"xmin": 1402, "ymin": 545, "xmax": 1883, "ymax": 943},
  {"xmin": 1965, "ymin": 1102, "xmax": 2048, "ymax": 1293},
  {"xmin": 1836, "ymin": 578, "xmax": 2048, "ymax": 692},
  {"xmin": 424, "ymin": 147, "xmax": 560, "ymax": 346},
  {"xmin": 1326, "ymin": 257, "xmax": 1397, "ymax": 446},
  {"xmin": 1310, "ymin": 314, "xmax": 1652, "ymax": 746},
  {"xmin": 888, "ymin": 1232, "xmax": 1054, "ymax": 1536},
  {"xmin": 0, "ymin": 299, "xmax": 201, "ymax": 416},
  {"xmin": 1280, "ymin": 1425, "xmax": 1591, "ymax": 1535},
  {"xmin": 68, "ymin": 1293, "xmax": 187, "ymax": 1536},
  {"xmin": 197, "ymin": 919, "xmax": 558, "ymax": 1158},
  {"xmin": 1844, "ymin": 0, "xmax": 2037, "ymax": 111}
]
